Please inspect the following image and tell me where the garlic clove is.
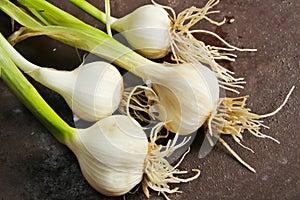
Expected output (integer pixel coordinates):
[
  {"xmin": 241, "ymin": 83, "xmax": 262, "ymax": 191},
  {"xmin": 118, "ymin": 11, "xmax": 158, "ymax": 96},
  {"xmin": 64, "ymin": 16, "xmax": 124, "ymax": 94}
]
[
  {"xmin": 111, "ymin": 5, "xmax": 171, "ymax": 59},
  {"xmin": 67, "ymin": 115, "xmax": 148, "ymax": 196}
]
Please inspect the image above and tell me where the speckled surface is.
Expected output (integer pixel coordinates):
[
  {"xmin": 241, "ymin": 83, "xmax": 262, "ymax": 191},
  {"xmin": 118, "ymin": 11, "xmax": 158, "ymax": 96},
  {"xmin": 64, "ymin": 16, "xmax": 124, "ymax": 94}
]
[{"xmin": 0, "ymin": 0, "xmax": 299, "ymax": 199}]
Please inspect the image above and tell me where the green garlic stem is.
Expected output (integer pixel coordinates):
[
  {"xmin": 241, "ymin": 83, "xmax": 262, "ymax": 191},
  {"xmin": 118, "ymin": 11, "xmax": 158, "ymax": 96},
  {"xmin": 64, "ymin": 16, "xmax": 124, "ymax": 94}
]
[
  {"xmin": 0, "ymin": 0, "xmax": 42, "ymax": 29},
  {"xmin": 0, "ymin": 33, "xmax": 75, "ymax": 144},
  {"xmin": 0, "ymin": 32, "xmax": 40, "ymax": 73},
  {"xmin": 17, "ymin": 0, "xmax": 88, "ymax": 29},
  {"xmin": 69, "ymin": 0, "xmax": 117, "ymax": 24},
  {"xmin": 105, "ymin": 0, "xmax": 112, "ymax": 37},
  {"xmin": 0, "ymin": 0, "xmax": 153, "ymax": 72}
]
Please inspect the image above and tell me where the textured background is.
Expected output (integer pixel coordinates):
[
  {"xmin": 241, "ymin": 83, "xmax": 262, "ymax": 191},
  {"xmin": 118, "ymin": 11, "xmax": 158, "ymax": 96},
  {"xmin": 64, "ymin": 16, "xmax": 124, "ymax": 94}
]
[{"xmin": 0, "ymin": 0, "xmax": 299, "ymax": 199}]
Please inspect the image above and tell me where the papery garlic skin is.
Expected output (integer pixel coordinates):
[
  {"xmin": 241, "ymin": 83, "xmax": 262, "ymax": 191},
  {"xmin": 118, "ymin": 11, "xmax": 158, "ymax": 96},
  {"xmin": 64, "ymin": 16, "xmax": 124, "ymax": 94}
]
[
  {"xmin": 66, "ymin": 115, "xmax": 148, "ymax": 196},
  {"xmin": 133, "ymin": 63, "xmax": 219, "ymax": 135},
  {"xmin": 70, "ymin": 62, "xmax": 123, "ymax": 121},
  {"xmin": 111, "ymin": 5, "xmax": 171, "ymax": 59}
]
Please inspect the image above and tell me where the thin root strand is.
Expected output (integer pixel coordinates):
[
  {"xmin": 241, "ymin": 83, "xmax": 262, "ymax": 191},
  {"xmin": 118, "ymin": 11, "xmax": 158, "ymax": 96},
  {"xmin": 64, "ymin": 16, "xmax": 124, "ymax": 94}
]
[
  {"xmin": 142, "ymin": 124, "xmax": 200, "ymax": 199},
  {"xmin": 218, "ymin": 137, "xmax": 256, "ymax": 173},
  {"xmin": 208, "ymin": 86, "xmax": 294, "ymax": 172}
]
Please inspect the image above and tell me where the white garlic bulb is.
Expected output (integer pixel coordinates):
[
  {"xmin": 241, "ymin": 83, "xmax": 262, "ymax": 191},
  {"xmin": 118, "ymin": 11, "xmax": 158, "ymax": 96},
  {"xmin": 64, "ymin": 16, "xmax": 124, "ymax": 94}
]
[
  {"xmin": 111, "ymin": 5, "xmax": 171, "ymax": 59},
  {"xmin": 0, "ymin": 36, "xmax": 123, "ymax": 121},
  {"xmin": 67, "ymin": 61, "xmax": 123, "ymax": 121},
  {"xmin": 27, "ymin": 61, "xmax": 123, "ymax": 121},
  {"xmin": 133, "ymin": 62, "xmax": 220, "ymax": 135},
  {"xmin": 66, "ymin": 115, "xmax": 148, "ymax": 196},
  {"xmin": 65, "ymin": 114, "xmax": 200, "ymax": 197}
]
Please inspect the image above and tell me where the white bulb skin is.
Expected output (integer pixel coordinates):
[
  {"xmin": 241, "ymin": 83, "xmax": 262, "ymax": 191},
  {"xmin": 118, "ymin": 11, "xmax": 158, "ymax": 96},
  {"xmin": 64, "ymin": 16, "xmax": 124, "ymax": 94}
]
[
  {"xmin": 69, "ymin": 62, "xmax": 123, "ymax": 121},
  {"xmin": 28, "ymin": 61, "xmax": 123, "ymax": 121},
  {"xmin": 133, "ymin": 63, "xmax": 219, "ymax": 135},
  {"xmin": 111, "ymin": 5, "xmax": 171, "ymax": 59},
  {"xmin": 67, "ymin": 115, "xmax": 148, "ymax": 196}
]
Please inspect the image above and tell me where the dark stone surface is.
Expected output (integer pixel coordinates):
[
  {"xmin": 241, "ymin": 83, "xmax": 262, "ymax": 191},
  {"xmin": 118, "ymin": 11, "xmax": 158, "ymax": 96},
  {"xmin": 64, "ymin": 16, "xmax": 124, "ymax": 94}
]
[{"xmin": 0, "ymin": 0, "xmax": 299, "ymax": 199}]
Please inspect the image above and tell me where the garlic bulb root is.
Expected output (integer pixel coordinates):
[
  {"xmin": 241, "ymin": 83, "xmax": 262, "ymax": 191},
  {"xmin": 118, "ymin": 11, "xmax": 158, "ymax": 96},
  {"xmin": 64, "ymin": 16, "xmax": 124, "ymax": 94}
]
[
  {"xmin": 142, "ymin": 123, "xmax": 201, "ymax": 199},
  {"xmin": 169, "ymin": 30, "xmax": 248, "ymax": 94},
  {"xmin": 209, "ymin": 86, "xmax": 295, "ymax": 172},
  {"xmin": 153, "ymin": 0, "xmax": 256, "ymax": 93},
  {"xmin": 119, "ymin": 85, "xmax": 159, "ymax": 125}
]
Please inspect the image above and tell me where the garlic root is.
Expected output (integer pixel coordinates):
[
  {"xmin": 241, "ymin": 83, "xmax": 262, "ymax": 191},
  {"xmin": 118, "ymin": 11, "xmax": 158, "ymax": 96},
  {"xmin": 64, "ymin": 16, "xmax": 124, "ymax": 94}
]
[
  {"xmin": 143, "ymin": 123, "xmax": 201, "ymax": 199},
  {"xmin": 209, "ymin": 86, "xmax": 295, "ymax": 172}
]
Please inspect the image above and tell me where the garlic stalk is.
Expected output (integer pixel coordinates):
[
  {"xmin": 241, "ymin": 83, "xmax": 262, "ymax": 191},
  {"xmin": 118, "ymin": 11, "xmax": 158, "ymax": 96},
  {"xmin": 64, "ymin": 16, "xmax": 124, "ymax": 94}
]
[
  {"xmin": 0, "ymin": 33, "xmax": 123, "ymax": 121},
  {"xmin": 104, "ymin": 0, "xmax": 112, "ymax": 37},
  {"xmin": 0, "ymin": 35, "xmax": 75, "ymax": 144},
  {"xmin": 0, "ymin": 47, "xmax": 200, "ymax": 198},
  {"xmin": 70, "ymin": 0, "xmax": 255, "ymax": 93}
]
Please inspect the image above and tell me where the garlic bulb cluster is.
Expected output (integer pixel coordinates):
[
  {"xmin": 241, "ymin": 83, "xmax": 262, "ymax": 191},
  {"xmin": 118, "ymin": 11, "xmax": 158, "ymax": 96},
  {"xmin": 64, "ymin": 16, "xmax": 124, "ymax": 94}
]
[
  {"xmin": 1, "ymin": 32, "xmax": 200, "ymax": 198},
  {"xmin": 2, "ymin": 1, "xmax": 296, "ymax": 199},
  {"xmin": 111, "ymin": 5, "xmax": 171, "ymax": 59},
  {"xmin": 67, "ymin": 115, "xmax": 148, "ymax": 196},
  {"xmin": 0, "ymin": 36, "xmax": 123, "ymax": 121},
  {"xmin": 133, "ymin": 62, "xmax": 220, "ymax": 135}
]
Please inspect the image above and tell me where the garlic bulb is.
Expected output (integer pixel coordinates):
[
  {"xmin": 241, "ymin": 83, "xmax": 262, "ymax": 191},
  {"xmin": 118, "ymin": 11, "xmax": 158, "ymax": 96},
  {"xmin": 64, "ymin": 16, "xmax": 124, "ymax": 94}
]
[
  {"xmin": 66, "ymin": 115, "xmax": 200, "ymax": 197},
  {"xmin": 132, "ymin": 62, "xmax": 220, "ymax": 135},
  {"xmin": 111, "ymin": 5, "xmax": 171, "ymax": 59},
  {"xmin": 28, "ymin": 61, "xmax": 123, "ymax": 121},
  {"xmin": 69, "ymin": 61, "xmax": 123, "ymax": 121},
  {"xmin": 0, "ymin": 36, "xmax": 123, "ymax": 121},
  {"xmin": 66, "ymin": 115, "xmax": 148, "ymax": 196}
]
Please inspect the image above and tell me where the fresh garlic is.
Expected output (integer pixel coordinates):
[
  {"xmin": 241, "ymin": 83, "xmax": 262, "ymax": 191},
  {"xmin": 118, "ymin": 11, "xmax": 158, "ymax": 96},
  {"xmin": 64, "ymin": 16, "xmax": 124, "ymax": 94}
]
[
  {"xmin": 66, "ymin": 115, "xmax": 200, "ymax": 197},
  {"xmin": 111, "ymin": 5, "xmax": 171, "ymax": 59},
  {"xmin": 27, "ymin": 61, "xmax": 123, "ymax": 122},
  {"xmin": 132, "ymin": 62, "xmax": 220, "ymax": 135},
  {"xmin": 67, "ymin": 115, "xmax": 148, "ymax": 196},
  {"xmin": 0, "ymin": 40, "xmax": 199, "ymax": 198},
  {"xmin": 0, "ymin": 36, "xmax": 123, "ymax": 121},
  {"xmin": 69, "ymin": 61, "xmax": 123, "ymax": 121}
]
